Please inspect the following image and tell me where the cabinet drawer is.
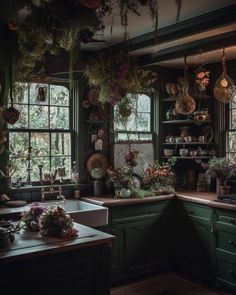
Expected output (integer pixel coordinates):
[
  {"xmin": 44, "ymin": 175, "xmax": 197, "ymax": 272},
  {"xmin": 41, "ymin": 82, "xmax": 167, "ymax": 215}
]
[
  {"xmin": 217, "ymin": 210, "xmax": 236, "ymax": 226},
  {"xmin": 217, "ymin": 258, "xmax": 236, "ymax": 288},
  {"xmin": 112, "ymin": 201, "xmax": 171, "ymax": 222},
  {"xmin": 218, "ymin": 231, "xmax": 236, "ymax": 255},
  {"xmin": 181, "ymin": 202, "xmax": 212, "ymax": 220}
]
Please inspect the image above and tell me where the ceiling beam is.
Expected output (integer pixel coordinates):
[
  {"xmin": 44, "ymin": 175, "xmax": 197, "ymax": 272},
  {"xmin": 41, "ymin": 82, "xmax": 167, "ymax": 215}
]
[
  {"xmin": 108, "ymin": 4, "xmax": 236, "ymax": 53},
  {"xmin": 138, "ymin": 30, "xmax": 236, "ymax": 66}
]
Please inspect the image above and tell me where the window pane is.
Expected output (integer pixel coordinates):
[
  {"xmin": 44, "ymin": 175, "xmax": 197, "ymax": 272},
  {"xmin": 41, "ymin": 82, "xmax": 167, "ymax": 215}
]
[
  {"xmin": 227, "ymin": 132, "xmax": 236, "ymax": 153},
  {"xmin": 14, "ymin": 83, "xmax": 28, "ymax": 104},
  {"xmin": 30, "ymin": 83, "xmax": 49, "ymax": 105},
  {"xmin": 29, "ymin": 105, "xmax": 49, "ymax": 129},
  {"xmin": 136, "ymin": 113, "xmax": 151, "ymax": 131},
  {"xmin": 8, "ymin": 104, "xmax": 28, "ymax": 129},
  {"xmin": 116, "ymin": 133, "xmax": 128, "ymax": 141},
  {"xmin": 50, "ymin": 106, "xmax": 69, "ymax": 129},
  {"xmin": 137, "ymin": 94, "xmax": 151, "ymax": 112},
  {"xmin": 31, "ymin": 157, "xmax": 50, "ymax": 181},
  {"xmin": 139, "ymin": 133, "xmax": 152, "ymax": 141},
  {"xmin": 231, "ymin": 94, "xmax": 236, "ymax": 108},
  {"xmin": 51, "ymin": 156, "xmax": 71, "ymax": 178},
  {"xmin": 9, "ymin": 132, "xmax": 29, "ymax": 154},
  {"xmin": 51, "ymin": 133, "xmax": 71, "ymax": 156},
  {"xmin": 50, "ymin": 85, "xmax": 69, "ymax": 106},
  {"xmin": 230, "ymin": 109, "xmax": 236, "ymax": 129},
  {"xmin": 31, "ymin": 133, "xmax": 49, "ymax": 156},
  {"xmin": 11, "ymin": 157, "xmax": 27, "ymax": 183}
]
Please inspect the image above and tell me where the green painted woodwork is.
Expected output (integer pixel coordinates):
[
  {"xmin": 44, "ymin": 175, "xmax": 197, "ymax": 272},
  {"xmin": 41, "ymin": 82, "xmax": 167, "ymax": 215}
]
[
  {"xmin": 216, "ymin": 256, "xmax": 236, "ymax": 291},
  {"xmin": 112, "ymin": 200, "xmax": 171, "ymax": 222},
  {"xmin": 109, "ymin": 200, "xmax": 173, "ymax": 281},
  {"xmin": 215, "ymin": 208, "xmax": 236, "ymax": 290},
  {"xmin": 181, "ymin": 202, "xmax": 213, "ymax": 220},
  {"xmin": 175, "ymin": 201, "xmax": 214, "ymax": 281},
  {"xmin": 0, "ymin": 244, "xmax": 111, "ymax": 295}
]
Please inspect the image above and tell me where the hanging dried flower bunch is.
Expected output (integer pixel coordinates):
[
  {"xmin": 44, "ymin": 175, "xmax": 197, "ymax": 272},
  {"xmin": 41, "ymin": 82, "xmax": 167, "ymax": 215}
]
[
  {"xmin": 82, "ymin": 51, "xmax": 157, "ymax": 105},
  {"xmin": 194, "ymin": 65, "xmax": 210, "ymax": 93}
]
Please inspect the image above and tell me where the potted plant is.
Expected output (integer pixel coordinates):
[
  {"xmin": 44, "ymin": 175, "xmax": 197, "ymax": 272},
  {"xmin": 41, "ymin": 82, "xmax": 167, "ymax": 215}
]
[
  {"xmin": 107, "ymin": 166, "xmax": 133, "ymax": 198},
  {"xmin": 204, "ymin": 157, "xmax": 236, "ymax": 195}
]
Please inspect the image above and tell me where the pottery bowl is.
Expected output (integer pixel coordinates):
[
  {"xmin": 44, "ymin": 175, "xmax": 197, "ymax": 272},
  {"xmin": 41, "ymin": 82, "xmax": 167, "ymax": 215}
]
[
  {"xmin": 175, "ymin": 137, "xmax": 183, "ymax": 143},
  {"xmin": 179, "ymin": 148, "xmax": 188, "ymax": 157},
  {"xmin": 189, "ymin": 150, "xmax": 198, "ymax": 157},
  {"xmin": 164, "ymin": 149, "xmax": 174, "ymax": 156},
  {"xmin": 184, "ymin": 136, "xmax": 192, "ymax": 143}
]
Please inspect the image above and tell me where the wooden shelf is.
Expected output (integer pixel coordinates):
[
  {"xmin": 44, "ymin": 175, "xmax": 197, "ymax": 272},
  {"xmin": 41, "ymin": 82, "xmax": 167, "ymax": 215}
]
[
  {"xmin": 163, "ymin": 142, "xmax": 214, "ymax": 145},
  {"xmin": 161, "ymin": 119, "xmax": 213, "ymax": 124},
  {"xmin": 162, "ymin": 95, "xmax": 213, "ymax": 102},
  {"xmin": 163, "ymin": 156, "xmax": 213, "ymax": 159}
]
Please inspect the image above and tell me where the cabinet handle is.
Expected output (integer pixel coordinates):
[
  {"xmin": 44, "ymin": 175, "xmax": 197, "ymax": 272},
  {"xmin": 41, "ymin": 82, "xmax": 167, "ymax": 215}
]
[
  {"xmin": 211, "ymin": 226, "xmax": 215, "ymax": 234},
  {"xmin": 228, "ymin": 240, "xmax": 236, "ymax": 247},
  {"xmin": 229, "ymin": 219, "xmax": 236, "ymax": 225},
  {"xmin": 228, "ymin": 270, "xmax": 234, "ymax": 276}
]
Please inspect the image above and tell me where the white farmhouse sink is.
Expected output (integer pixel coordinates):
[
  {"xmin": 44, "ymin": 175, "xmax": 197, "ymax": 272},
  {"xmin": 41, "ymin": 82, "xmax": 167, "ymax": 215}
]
[{"xmin": 40, "ymin": 199, "xmax": 108, "ymax": 228}]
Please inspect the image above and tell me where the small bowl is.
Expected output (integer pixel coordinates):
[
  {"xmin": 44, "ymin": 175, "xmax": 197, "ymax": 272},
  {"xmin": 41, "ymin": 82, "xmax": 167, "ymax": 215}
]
[
  {"xmin": 164, "ymin": 149, "xmax": 174, "ymax": 156},
  {"xmin": 190, "ymin": 150, "xmax": 198, "ymax": 157},
  {"xmin": 175, "ymin": 137, "xmax": 183, "ymax": 143},
  {"xmin": 184, "ymin": 136, "xmax": 192, "ymax": 143},
  {"xmin": 179, "ymin": 148, "xmax": 188, "ymax": 157}
]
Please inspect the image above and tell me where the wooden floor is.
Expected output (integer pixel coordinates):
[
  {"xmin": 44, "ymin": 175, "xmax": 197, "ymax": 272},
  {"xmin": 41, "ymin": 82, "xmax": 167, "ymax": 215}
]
[{"xmin": 111, "ymin": 274, "xmax": 231, "ymax": 295}]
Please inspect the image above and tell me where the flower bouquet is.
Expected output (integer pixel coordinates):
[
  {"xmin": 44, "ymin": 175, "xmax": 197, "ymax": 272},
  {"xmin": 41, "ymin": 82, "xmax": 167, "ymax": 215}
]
[
  {"xmin": 20, "ymin": 203, "xmax": 46, "ymax": 231},
  {"xmin": 143, "ymin": 157, "xmax": 176, "ymax": 195},
  {"xmin": 39, "ymin": 206, "xmax": 78, "ymax": 238}
]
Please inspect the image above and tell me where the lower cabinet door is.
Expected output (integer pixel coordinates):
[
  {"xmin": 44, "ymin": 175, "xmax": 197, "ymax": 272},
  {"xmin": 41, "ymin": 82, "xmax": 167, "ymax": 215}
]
[
  {"xmin": 126, "ymin": 215, "xmax": 171, "ymax": 276},
  {"xmin": 179, "ymin": 219, "xmax": 214, "ymax": 280},
  {"xmin": 217, "ymin": 257, "xmax": 236, "ymax": 291},
  {"xmin": 111, "ymin": 224, "xmax": 126, "ymax": 281}
]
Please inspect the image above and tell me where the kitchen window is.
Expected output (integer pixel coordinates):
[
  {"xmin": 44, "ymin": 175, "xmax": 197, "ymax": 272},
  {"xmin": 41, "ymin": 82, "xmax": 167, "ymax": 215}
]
[
  {"xmin": 226, "ymin": 94, "xmax": 236, "ymax": 160},
  {"xmin": 8, "ymin": 82, "xmax": 71, "ymax": 183},
  {"xmin": 114, "ymin": 93, "xmax": 153, "ymax": 141},
  {"xmin": 113, "ymin": 93, "xmax": 154, "ymax": 175}
]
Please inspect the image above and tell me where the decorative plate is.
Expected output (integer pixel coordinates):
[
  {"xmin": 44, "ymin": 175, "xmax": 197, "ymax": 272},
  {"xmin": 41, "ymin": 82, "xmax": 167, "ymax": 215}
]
[
  {"xmin": 86, "ymin": 153, "xmax": 109, "ymax": 178},
  {"xmin": 202, "ymin": 125, "xmax": 214, "ymax": 143},
  {"xmin": 86, "ymin": 88, "xmax": 100, "ymax": 106}
]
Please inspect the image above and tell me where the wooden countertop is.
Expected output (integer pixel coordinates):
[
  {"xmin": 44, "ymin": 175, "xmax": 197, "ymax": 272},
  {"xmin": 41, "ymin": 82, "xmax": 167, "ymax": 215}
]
[
  {"xmin": 81, "ymin": 194, "xmax": 175, "ymax": 206},
  {"xmin": 81, "ymin": 191, "xmax": 236, "ymax": 212},
  {"xmin": 0, "ymin": 223, "xmax": 114, "ymax": 263}
]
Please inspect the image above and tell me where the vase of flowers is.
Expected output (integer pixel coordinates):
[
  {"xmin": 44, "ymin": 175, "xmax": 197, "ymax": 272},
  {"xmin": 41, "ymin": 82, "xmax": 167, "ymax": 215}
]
[
  {"xmin": 39, "ymin": 206, "xmax": 78, "ymax": 238},
  {"xmin": 203, "ymin": 157, "xmax": 236, "ymax": 195},
  {"xmin": 107, "ymin": 166, "xmax": 133, "ymax": 198},
  {"xmin": 143, "ymin": 157, "xmax": 176, "ymax": 195},
  {"xmin": 20, "ymin": 203, "xmax": 46, "ymax": 231}
]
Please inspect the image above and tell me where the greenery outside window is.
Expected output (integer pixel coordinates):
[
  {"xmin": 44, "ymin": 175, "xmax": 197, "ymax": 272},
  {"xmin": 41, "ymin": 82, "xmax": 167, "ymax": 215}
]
[
  {"xmin": 114, "ymin": 93, "xmax": 153, "ymax": 141},
  {"xmin": 8, "ymin": 82, "xmax": 71, "ymax": 183},
  {"xmin": 226, "ymin": 94, "xmax": 236, "ymax": 160}
]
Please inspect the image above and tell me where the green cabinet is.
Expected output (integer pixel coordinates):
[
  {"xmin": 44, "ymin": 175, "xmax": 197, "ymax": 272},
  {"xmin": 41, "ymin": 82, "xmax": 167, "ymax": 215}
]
[
  {"xmin": 0, "ymin": 244, "xmax": 111, "ymax": 295},
  {"xmin": 110, "ymin": 200, "xmax": 173, "ymax": 281},
  {"xmin": 176, "ymin": 201, "xmax": 214, "ymax": 281},
  {"xmin": 216, "ymin": 208, "xmax": 236, "ymax": 291}
]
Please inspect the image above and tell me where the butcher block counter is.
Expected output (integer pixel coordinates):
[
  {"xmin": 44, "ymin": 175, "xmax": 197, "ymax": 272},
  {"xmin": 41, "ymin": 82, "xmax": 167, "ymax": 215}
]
[
  {"xmin": 81, "ymin": 190, "xmax": 236, "ymax": 211},
  {"xmin": 0, "ymin": 224, "xmax": 114, "ymax": 295}
]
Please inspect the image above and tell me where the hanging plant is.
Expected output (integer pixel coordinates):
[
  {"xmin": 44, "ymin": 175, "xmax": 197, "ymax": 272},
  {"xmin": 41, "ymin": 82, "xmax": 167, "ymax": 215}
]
[{"xmin": 82, "ymin": 51, "xmax": 157, "ymax": 105}]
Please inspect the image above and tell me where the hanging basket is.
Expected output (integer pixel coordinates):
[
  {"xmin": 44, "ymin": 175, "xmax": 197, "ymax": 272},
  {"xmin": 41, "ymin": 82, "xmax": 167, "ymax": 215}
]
[{"xmin": 2, "ymin": 106, "xmax": 20, "ymax": 125}]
